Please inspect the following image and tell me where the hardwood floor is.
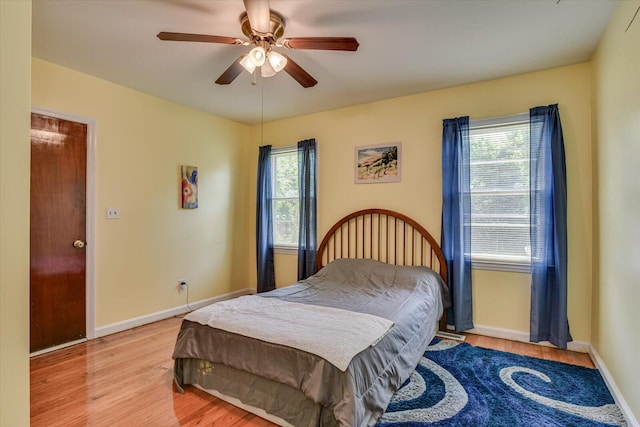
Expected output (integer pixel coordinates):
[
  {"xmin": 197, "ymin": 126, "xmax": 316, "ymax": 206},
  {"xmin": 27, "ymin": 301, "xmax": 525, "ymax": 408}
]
[
  {"xmin": 30, "ymin": 317, "xmax": 593, "ymax": 426},
  {"xmin": 30, "ymin": 317, "xmax": 274, "ymax": 427},
  {"xmin": 463, "ymin": 333, "xmax": 594, "ymax": 368}
]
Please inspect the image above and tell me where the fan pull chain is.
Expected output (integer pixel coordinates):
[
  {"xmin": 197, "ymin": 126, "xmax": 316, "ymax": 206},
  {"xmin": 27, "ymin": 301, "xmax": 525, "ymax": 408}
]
[{"xmin": 260, "ymin": 77, "xmax": 264, "ymax": 146}]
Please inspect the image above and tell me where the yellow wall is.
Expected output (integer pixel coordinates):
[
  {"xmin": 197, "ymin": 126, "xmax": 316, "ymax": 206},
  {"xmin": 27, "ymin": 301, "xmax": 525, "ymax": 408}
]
[
  {"xmin": 32, "ymin": 58, "xmax": 252, "ymax": 327},
  {"xmin": 0, "ymin": 1, "xmax": 32, "ymax": 425},
  {"xmin": 592, "ymin": 0, "xmax": 640, "ymax": 419},
  {"xmin": 249, "ymin": 63, "xmax": 593, "ymax": 343}
]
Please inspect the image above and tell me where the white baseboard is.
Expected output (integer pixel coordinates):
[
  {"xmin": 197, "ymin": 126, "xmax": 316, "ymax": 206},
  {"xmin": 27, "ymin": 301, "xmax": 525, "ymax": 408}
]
[
  {"xmin": 30, "ymin": 338, "xmax": 88, "ymax": 357},
  {"xmin": 589, "ymin": 345, "xmax": 640, "ymax": 427},
  {"xmin": 467, "ymin": 324, "xmax": 590, "ymax": 353},
  {"xmin": 94, "ymin": 288, "xmax": 253, "ymax": 338}
]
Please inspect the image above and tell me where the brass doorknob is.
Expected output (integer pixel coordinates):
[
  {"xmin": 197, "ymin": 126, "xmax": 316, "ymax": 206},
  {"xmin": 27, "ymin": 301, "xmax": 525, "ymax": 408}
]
[{"xmin": 73, "ymin": 240, "xmax": 86, "ymax": 249}]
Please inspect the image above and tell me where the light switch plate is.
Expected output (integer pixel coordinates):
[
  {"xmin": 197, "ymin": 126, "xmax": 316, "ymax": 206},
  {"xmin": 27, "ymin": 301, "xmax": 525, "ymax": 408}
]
[{"xmin": 106, "ymin": 207, "xmax": 120, "ymax": 219}]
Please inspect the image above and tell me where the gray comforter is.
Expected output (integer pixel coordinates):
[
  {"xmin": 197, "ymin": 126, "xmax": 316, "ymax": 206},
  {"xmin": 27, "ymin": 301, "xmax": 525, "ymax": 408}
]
[{"xmin": 173, "ymin": 258, "xmax": 450, "ymax": 426}]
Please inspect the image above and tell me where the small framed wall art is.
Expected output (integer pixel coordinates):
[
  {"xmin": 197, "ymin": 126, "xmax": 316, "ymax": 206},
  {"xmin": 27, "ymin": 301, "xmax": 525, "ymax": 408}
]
[
  {"xmin": 181, "ymin": 165, "xmax": 198, "ymax": 209},
  {"xmin": 355, "ymin": 142, "xmax": 401, "ymax": 184}
]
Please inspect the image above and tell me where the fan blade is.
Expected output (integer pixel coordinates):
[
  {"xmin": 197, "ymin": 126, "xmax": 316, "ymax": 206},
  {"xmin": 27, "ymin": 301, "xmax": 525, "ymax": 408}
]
[
  {"xmin": 243, "ymin": 0, "xmax": 271, "ymax": 34},
  {"xmin": 283, "ymin": 55, "xmax": 317, "ymax": 88},
  {"xmin": 157, "ymin": 32, "xmax": 242, "ymax": 45},
  {"xmin": 282, "ymin": 37, "xmax": 359, "ymax": 51},
  {"xmin": 215, "ymin": 56, "xmax": 246, "ymax": 85}
]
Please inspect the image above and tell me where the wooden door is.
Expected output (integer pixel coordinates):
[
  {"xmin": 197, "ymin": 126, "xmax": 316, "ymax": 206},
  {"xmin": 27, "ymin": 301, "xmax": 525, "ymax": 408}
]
[{"xmin": 30, "ymin": 112, "xmax": 87, "ymax": 352}]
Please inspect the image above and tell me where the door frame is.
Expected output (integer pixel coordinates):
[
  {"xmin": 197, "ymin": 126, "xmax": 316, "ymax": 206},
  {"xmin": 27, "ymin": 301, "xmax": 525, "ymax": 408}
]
[{"xmin": 31, "ymin": 106, "xmax": 96, "ymax": 342}]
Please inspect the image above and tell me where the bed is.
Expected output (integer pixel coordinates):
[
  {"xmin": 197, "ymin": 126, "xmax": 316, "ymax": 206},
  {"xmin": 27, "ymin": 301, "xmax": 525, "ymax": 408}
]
[{"xmin": 173, "ymin": 208, "xmax": 450, "ymax": 426}]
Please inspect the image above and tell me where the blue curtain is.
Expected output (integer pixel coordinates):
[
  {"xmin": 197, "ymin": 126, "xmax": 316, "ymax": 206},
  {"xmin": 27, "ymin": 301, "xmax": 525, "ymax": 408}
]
[
  {"xmin": 297, "ymin": 139, "xmax": 317, "ymax": 280},
  {"xmin": 529, "ymin": 104, "xmax": 571, "ymax": 349},
  {"xmin": 441, "ymin": 117, "xmax": 474, "ymax": 332},
  {"xmin": 256, "ymin": 145, "xmax": 275, "ymax": 293}
]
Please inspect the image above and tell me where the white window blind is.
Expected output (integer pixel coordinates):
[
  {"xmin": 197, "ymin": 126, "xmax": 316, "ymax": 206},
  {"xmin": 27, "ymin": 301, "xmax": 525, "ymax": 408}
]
[
  {"xmin": 271, "ymin": 148, "xmax": 299, "ymax": 248},
  {"xmin": 469, "ymin": 114, "xmax": 531, "ymax": 270}
]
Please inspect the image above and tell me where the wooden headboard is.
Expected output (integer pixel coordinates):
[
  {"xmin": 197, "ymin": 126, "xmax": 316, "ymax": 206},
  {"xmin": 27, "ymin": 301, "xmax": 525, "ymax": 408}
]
[
  {"xmin": 316, "ymin": 208, "xmax": 447, "ymax": 284},
  {"xmin": 316, "ymin": 208, "xmax": 448, "ymax": 331}
]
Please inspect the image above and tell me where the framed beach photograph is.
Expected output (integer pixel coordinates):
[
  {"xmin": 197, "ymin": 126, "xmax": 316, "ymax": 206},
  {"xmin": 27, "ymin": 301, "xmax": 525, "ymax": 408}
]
[
  {"xmin": 181, "ymin": 165, "xmax": 198, "ymax": 209},
  {"xmin": 355, "ymin": 142, "xmax": 401, "ymax": 184}
]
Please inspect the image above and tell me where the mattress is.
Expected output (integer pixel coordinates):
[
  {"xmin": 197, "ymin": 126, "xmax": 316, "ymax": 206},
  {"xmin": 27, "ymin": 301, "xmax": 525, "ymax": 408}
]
[{"xmin": 173, "ymin": 258, "xmax": 450, "ymax": 426}]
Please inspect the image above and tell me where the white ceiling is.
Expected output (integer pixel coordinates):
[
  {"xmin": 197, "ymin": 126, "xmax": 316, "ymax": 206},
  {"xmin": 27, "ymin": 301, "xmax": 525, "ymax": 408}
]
[{"xmin": 32, "ymin": 0, "xmax": 617, "ymax": 125}]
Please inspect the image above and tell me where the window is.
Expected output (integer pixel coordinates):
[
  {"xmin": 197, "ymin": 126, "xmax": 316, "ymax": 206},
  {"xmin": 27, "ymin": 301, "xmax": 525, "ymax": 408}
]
[
  {"xmin": 271, "ymin": 148, "xmax": 299, "ymax": 249},
  {"xmin": 469, "ymin": 114, "xmax": 530, "ymax": 271}
]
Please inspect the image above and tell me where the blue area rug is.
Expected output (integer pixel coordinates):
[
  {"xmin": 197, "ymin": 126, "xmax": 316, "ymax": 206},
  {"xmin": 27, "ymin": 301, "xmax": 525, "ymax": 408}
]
[{"xmin": 378, "ymin": 340, "xmax": 626, "ymax": 427}]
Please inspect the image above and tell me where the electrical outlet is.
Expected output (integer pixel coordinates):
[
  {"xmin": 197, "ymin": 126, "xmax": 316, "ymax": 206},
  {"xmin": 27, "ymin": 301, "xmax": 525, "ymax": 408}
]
[
  {"xmin": 178, "ymin": 280, "xmax": 187, "ymax": 293},
  {"xmin": 106, "ymin": 207, "xmax": 120, "ymax": 219}
]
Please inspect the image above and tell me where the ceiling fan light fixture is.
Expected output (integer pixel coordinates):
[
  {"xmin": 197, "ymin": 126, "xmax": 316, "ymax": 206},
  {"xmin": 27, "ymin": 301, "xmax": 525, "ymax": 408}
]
[
  {"xmin": 260, "ymin": 59, "xmax": 277, "ymax": 78},
  {"xmin": 239, "ymin": 55, "xmax": 256, "ymax": 73},
  {"xmin": 248, "ymin": 46, "xmax": 266, "ymax": 67},
  {"xmin": 267, "ymin": 50, "xmax": 287, "ymax": 72},
  {"xmin": 158, "ymin": 5, "xmax": 358, "ymax": 88}
]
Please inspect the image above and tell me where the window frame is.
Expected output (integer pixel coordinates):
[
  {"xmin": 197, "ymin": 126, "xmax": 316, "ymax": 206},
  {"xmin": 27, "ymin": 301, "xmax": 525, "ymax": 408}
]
[
  {"xmin": 468, "ymin": 113, "xmax": 531, "ymax": 274},
  {"xmin": 270, "ymin": 146, "xmax": 299, "ymax": 253}
]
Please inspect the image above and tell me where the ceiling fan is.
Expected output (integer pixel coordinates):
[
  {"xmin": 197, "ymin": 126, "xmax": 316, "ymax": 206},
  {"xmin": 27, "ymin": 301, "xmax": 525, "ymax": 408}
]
[{"xmin": 157, "ymin": 0, "xmax": 359, "ymax": 88}]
